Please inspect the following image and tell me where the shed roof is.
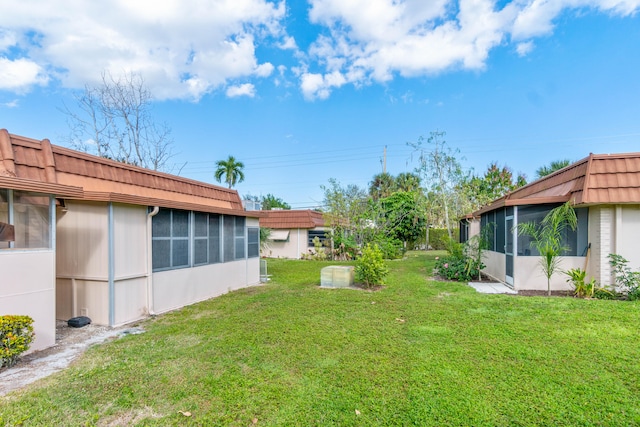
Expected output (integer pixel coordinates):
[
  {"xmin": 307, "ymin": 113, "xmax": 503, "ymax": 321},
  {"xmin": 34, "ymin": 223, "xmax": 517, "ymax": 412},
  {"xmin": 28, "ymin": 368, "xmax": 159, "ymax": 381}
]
[
  {"xmin": 259, "ymin": 209, "xmax": 325, "ymax": 229},
  {"xmin": 0, "ymin": 129, "xmax": 252, "ymax": 217},
  {"xmin": 473, "ymin": 152, "xmax": 640, "ymax": 216}
]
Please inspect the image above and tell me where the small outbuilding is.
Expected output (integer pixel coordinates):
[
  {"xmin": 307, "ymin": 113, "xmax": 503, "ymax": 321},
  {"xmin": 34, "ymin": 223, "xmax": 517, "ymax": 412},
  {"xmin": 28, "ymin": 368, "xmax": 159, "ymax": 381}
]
[{"xmin": 259, "ymin": 209, "xmax": 328, "ymax": 259}]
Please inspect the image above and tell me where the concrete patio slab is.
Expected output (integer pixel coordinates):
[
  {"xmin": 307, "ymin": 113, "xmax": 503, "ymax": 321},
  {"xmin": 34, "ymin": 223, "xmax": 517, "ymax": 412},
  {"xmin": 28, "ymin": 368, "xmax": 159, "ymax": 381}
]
[{"xmin": 468, "ymin": 282, "xmax": 517, "ymax": 294}]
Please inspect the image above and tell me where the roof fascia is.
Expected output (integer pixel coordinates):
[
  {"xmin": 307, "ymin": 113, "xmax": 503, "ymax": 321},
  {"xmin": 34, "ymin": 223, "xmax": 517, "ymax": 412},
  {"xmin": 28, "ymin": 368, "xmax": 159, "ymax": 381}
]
[{"xmin": 0, "ymin": 176, "xmax": 83, "ymax": 198}]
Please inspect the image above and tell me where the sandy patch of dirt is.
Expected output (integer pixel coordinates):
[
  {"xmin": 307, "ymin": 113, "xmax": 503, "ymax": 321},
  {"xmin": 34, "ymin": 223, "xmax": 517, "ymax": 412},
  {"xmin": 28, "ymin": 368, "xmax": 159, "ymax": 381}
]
[{"xmin": 0, "ymin": 320, "xmax": 140, "ymax": 396}]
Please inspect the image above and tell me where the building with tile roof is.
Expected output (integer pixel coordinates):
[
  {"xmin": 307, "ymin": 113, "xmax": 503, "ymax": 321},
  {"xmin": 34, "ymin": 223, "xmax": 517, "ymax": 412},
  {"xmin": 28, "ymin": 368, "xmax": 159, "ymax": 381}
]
[
  {"xmin": 0, "ymin": 129, "xmax": 261, "ymax": 352},
  {"xmin": 259, "ymin": 209, "xmax": 329, "ymax": 259},
  {"xmin": 464, "ymin": 152, "xmax": 640, "ymax": 292}
]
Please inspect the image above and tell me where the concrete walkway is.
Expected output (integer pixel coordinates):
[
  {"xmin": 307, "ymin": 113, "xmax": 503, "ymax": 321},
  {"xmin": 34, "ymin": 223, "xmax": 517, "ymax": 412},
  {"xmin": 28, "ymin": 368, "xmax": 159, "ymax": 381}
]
[{"xmin": 468, "ymin": 282, "xmax": 517, "ymax": 294}]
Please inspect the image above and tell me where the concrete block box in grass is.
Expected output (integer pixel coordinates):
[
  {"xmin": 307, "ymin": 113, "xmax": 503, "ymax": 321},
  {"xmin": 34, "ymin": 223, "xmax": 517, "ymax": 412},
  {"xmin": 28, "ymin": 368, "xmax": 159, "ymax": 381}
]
[{"xmin": 321, "ymin": 266, "xmax": 355, "ymax": 288}]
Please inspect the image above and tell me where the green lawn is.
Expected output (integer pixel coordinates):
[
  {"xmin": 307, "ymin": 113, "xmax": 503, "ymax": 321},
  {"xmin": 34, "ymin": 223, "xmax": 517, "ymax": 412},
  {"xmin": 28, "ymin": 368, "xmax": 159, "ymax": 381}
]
[{"xmin": 1, "ymin": 252, "xmax": 639, "ymax": 426}]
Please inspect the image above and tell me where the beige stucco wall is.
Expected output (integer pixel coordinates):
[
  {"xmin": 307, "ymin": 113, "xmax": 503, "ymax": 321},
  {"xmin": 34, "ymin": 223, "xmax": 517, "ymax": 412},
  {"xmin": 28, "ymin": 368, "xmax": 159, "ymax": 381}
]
[
  {"xmin": 113, "ymin": 204, "xmax": 148, "ymax": 325},
  {"xmin": 482, "ymin": 249, "xmax": 586, "ymax": 291},
  {"xmin": 57, "ymin": 204, "xmax": 261, "ymax": 325},
  {"xmin": 513, "ymin": 256, "xmax": 585, "ymax": 291},
  {"xmin": 265, "ymin": 228, "xmax": 306, "ymax": 259},
  {"xmin": 469, "ymin": 219, "xmax": 480, "ymax": 239},
  {"xmin": 56, "ymin": 202, "xmax": 109, "ymax": 280},
  {"xmin": 151, "ymin": 258, "xmax": 260, "ymax": 314},
  {"xmin": 0, "ymin": 250, "xmax": 56, "ymax": 352},
  {"xmin": 481, "ymin": 250, "xmax": 505, "ymax": 282},
  {"xmin": 57, "ymin": 202, "xmax": 149, "ymax": 326},
  {"xmin": 56, "ymin": 278, "xmax": 109, "ymax": 324}
]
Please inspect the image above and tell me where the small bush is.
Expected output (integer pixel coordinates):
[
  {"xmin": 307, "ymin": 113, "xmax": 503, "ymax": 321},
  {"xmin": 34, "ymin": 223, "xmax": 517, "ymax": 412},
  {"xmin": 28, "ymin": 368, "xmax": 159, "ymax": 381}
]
[
  {"xmin": 331, "ymin": 234, "xmax": 358, "ymax": 260},
  {"xmin": 433, "ymin": 255, "xmax": 482, "ymax": 282},
  {"xmin": 565, "ymin": 268, "xmax": 595, "ymax": 298},
  {"xmin": 608, "ymin": 253, "xmax": 640, "ymax": 299},
  {"xmin": 1, "ymin": 315, "xmax": 35, "ymax": 368},
  {"xmin": 627, "ymin": 287, "xmax": 640, "ymax": 301},
  {"xmin": 593, "ymin": 287, "xmax": 617, "ymax": 300},
  {"xmin": 355, "ymin": 243, "xmax": 389, "ymax": 288},
  {"xmin": 377, "ymin": 238, "xmax": 404, "ymax": 260},
  {"xmin": 428, "ymin": 228, "xmax": 456, "ymax": 250},
  {"xmin": 433, "ymin": 237, "xmax": 484, "ymax": 282},
  {"xmin": 301, "ymin": 236, "xmax": 328, "ymax": 261}
]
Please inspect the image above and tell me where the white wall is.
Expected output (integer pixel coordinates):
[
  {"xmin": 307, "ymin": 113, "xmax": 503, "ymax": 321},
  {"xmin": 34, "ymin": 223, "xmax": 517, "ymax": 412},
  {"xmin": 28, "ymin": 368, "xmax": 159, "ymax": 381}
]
[
  {"xmin": 482, "ymin": 250, "xmax": 505, "ymax": 282},
  {"xmin": 0, "ymin": 250, "xmax": 56, "ymax": 352},
  {"xmin": 513, "ymin": 256, "xmax": 584, "ymax": 291},
  {"xmin": 265, "ymin": 228, "xmax": 305, "ymax": 259},
  {"xmin": 618, "ymin": 206, "xmax": 640, "ymax": 272},
  {"xmin": 588, "ymin": 205, "xmax": 640, "ymax": 289},
  {"xmin": 152, "ymin": 258, "xmax": 260, "ymax": 314},
  {"xmin": 481, "ymin": 251, "xmax": 585, "ymax": 291}
]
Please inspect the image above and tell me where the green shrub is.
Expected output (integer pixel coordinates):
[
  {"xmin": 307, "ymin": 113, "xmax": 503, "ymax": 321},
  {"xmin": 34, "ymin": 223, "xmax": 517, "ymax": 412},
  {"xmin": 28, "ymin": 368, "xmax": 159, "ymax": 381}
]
[
  {"xmin": 433, "ymin": 236, "xmax": 485, "ymax": 282},
  {"xmin": 627, "ymin": 287, "xmax": 640, "ymax": 301},
  {"xmin": 301, "ymin": 236, "xmax": 328, "ymax": 261},
  {"xmin": 433, "ymin": 255, "xmax": 482, "ymax": 282},
  {"xmin": 355, "ymin": 243, "xmax": 389, "ymax": 288},
  {"xmin": 377, "ymin": 238, "xmax": 403, "ymax": 260},
  {"xmin": 608, "ymin": 253, "xmax": 640, "ymax": 299},
  {"xmin": 1, "ymin": 315, "xmax": 35, "ymax": 368},
  {"xmin": 331, "ymin": 233, "xmax": 358, "ymax": 260},
  {"xmin": 593, "ymin": 287, "xmax": 617, "ymax": 300},
  {"xmin": 428, "ymin": 228, "xmax": 456, "ymax": 250},
  {"xmin": 565, "ymin": 268, "xmax": 595, "ymax": 298}
]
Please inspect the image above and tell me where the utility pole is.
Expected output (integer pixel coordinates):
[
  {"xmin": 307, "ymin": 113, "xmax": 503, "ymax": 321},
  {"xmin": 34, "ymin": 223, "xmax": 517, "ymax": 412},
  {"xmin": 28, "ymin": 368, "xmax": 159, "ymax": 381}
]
[{"xmin": 383, "ymin": 145, "xmax": 387, "ymax": 173}]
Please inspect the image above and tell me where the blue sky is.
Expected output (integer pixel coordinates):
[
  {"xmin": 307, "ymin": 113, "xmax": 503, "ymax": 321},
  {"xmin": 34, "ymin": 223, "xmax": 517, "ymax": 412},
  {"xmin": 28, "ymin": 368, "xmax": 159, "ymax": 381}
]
[{"xmin": 1, "ymin": 0, "xmax": 639, "ymax": 209}]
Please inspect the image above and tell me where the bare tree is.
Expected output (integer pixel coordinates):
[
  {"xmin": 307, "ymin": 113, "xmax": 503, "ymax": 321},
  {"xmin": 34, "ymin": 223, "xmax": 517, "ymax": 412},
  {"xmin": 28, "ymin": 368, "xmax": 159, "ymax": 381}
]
[
  {"xmin": 409, "ymin": 131, "xmax": 466, "ymax": 240},
  {"xmin": 62, "ymin": 71, "xmax": 175, "ymax": 171}
]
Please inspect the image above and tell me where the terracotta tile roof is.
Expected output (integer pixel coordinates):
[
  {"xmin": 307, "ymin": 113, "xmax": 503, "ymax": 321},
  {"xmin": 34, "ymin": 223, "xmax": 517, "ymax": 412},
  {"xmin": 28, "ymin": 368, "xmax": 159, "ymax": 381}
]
[
  {"xmin": 0, "ymin": 129, "xmax": 252, "ymax": 216},
  {"xmin": 473, "ymin": 152, "xmax": 640, "ymax": 215},
  {"xmin": 259, "ymin": 209, "xmax": 325, "ymax": 229}
]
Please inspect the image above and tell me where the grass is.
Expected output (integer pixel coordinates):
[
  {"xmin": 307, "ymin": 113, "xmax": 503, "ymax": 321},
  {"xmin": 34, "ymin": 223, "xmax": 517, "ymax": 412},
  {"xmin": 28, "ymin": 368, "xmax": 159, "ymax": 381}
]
[{"xmin": 1, "ymin": 251, "xmax": 639, "ymax": 426}]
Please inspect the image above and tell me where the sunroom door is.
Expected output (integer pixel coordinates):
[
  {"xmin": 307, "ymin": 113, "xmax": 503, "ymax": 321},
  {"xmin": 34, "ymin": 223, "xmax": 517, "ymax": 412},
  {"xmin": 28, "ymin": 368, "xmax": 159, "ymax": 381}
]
[{"xmin": 505, "ymin": 216, "xmax": 514, "ymax": 286}]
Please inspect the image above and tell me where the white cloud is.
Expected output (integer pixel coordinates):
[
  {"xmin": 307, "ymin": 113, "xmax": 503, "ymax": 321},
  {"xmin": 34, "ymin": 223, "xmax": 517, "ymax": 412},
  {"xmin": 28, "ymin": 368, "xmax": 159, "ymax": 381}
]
[
  {"xmin": 511, "ymin": 0, "xmax": 640, "ymax": 40},
  {"xmin": 301, "ymin": 0, "xmax": 640, "ymax": 98},
  {"xmin": 0, "ymin": 29, "xmax": 17, "ymax": 52},
  {"xmin": 226, "ymin": 83, "xmax": 256, "ymax": 98},
  {"xmin": 279, "ymin": 36, "xmax": 298, "ymax": 50},
  {"xmin": 254, "ymin": 62, "xmax": 275, "ymax": 77},
  {"xmin": 0, "ymin": 0, "xmax": 288, "ymax": 99},
  {"xmin": 1, "ymin": 0, "xmax": 638, "ymax": 100},
  {"xmin": 516, "ymin": 41, "xmax": 535, "ymax": 56},
  {"xmin": 1, "ymin": 99, "xmax": 19, "ymax": 108},
  {"xmin": 300, "ymin": 71, "xmax": 346, "ymax": 100},
  {"xmin": 0, "ymin": 57, "xmax": 48, "ymax": 91}
]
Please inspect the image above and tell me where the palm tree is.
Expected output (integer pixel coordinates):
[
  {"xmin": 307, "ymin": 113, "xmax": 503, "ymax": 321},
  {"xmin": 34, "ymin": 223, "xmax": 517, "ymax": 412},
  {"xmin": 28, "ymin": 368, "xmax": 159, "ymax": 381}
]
[
  {"xmin": 535, "ymin": 159, "xmax": 571, "ymax": 179},
  {"xmin": 395, "ymin": 172, "xmax": 421, "ymax": 192},
  {"xmin": 214, "ymin": 155, "xmax": 245, "ymax": 188},
  {"xmin": 369, "ymin": 172, "xmax": 395, "ymax": 200},
  {"xmin": 517, "ymin": 201, "xmax": 578, "ymax": 296}
]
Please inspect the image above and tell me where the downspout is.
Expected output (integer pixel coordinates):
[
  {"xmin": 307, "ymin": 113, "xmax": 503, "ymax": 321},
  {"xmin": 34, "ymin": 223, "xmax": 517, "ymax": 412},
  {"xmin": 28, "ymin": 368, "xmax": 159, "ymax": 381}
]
[
  {"xmin": 7, "ymin": 189, "xmax": 13, "ymax": 249},
  {"xmin": 146, "ymin": 206, "xmax": 160, "ymax": 315},
  {"xmin": 50, "ymin": 196, "xmax": 59, "ymax": 322},
  {"xmin": 108, "ymin": 202, "xmax": 115, "ymax": 326},
  {"xmin": 297, "ymin": 228, "xmax": 300, "ymax": 259}
]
